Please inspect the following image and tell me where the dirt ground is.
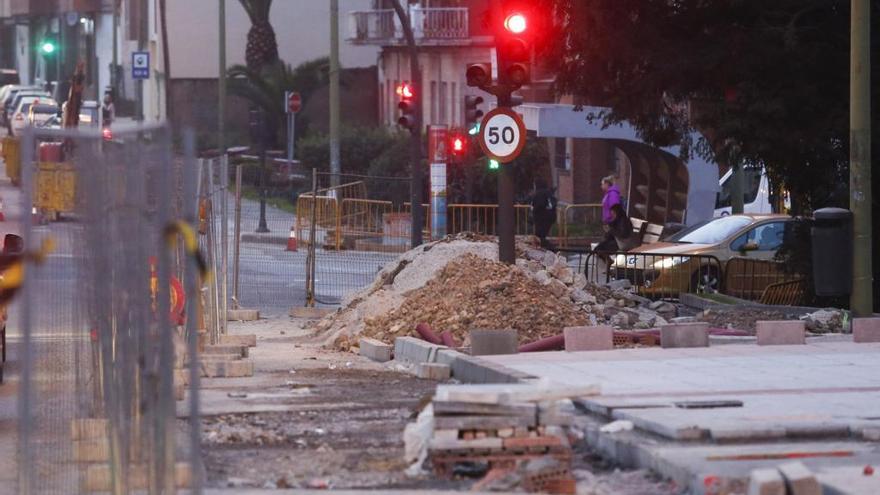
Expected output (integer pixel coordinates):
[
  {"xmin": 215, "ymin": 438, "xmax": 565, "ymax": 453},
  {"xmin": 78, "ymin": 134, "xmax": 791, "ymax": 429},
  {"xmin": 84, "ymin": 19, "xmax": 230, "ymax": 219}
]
[{"xmin": 196, "ymin": 317, "xmax": 683, "ymax": 493}]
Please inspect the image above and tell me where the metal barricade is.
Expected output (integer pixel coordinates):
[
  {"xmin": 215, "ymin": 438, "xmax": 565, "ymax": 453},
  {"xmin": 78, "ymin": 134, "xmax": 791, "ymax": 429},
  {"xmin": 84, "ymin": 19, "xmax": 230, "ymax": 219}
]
[
  {"xmin": 723, "ymin": 257, "xmax": 801, "ymax": 302},
  {"xmin": 578, "ymin": 249, "xmax": 725, "ymax": 300},
  {"xmin": 1, "ymin": 136, "xmax": 21, "ymax": 185},
  {"xmin": 448, "ymin": 203, "xmax": 533, "ymax": 236},
  {"xmin": 559, "ymin": 204, "xmax": 603, "ymax": 248}
]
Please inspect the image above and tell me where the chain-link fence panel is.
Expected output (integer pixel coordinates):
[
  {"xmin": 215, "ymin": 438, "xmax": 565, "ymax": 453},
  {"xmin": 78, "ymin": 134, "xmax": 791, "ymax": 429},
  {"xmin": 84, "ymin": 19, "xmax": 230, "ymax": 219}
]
[{"xmin": 14, "ymin": 124, "xmax": 200, "ymax": 494}]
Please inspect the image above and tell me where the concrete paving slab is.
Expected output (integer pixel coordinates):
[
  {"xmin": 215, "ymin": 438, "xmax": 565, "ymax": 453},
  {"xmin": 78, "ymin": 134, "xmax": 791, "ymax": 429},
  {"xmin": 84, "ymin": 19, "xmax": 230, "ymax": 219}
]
[{"xmin": 816, "ymin": 465, "xmax": 880, "ymax": 495}]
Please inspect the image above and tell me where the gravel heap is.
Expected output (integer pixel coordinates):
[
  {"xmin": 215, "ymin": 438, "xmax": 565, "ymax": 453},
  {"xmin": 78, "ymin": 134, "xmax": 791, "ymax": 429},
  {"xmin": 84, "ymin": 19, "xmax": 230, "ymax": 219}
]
[
  {"xmin": 314, "ymin": 234, "xmax": 668, "ymax": 351},
  {"xmin": 358, "ymin": 253, "xmax": 596, "ymax": 346}
]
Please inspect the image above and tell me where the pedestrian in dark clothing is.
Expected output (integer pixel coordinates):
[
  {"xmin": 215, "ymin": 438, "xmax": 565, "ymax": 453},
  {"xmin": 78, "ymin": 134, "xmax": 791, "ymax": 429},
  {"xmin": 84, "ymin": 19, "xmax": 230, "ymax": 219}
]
[{"xmin": 531, "ymin": 178, "xmax": 557, "ymax": 250}]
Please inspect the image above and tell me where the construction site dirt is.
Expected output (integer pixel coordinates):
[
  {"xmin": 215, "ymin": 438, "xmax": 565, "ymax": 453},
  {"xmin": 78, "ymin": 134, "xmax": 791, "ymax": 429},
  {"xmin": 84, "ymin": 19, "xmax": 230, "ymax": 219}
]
[{"xmin": 195, "ymin": 319, "xmax": 679, "ymax": 493}]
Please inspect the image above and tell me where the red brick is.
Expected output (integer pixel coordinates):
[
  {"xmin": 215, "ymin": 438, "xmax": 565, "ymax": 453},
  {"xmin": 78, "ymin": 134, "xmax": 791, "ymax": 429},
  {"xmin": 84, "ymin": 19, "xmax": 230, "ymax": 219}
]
[
  {"xmin": 503, "ymin": 436, "xmax": 563, "ymax": 450},
  {"xmin": 756, "ymin": 320, "xmax": 805, "ymax": 346},
  {"xmin": 563, "ymin": 325, "xmax": 613, "ymax": 352},
  {"xmin": 853, "ymin": 317, "xmax": 880, "ymax": 343}
]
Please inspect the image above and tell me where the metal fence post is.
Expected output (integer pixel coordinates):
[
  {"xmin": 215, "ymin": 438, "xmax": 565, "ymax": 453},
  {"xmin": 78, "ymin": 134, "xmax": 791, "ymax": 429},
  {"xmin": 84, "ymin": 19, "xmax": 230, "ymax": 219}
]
[
  {"xmin": 232, "ymin": 163, "xmax": 242, "ymax": 309},
  {"xmin": 221, "ymin": 154, "xmax": 229, "ymax": 332}
]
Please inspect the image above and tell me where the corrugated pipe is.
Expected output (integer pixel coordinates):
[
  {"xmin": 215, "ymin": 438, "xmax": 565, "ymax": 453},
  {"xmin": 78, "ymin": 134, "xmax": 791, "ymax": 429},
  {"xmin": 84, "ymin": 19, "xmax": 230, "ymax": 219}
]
[
  {"xmin": 518, "ymin": 334, "xmax": 565, "ymax": 353},
  {"xmin": 415, "ymin": 322, "xmax": 443, "ymax": 345}
]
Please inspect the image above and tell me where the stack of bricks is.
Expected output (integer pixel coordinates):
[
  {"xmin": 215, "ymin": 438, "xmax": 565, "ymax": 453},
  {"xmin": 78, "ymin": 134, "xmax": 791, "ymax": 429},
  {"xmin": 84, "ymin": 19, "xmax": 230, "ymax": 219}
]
[{"xmin": 427, "ymin": 396, "xmax": 577, "ymax": 494}]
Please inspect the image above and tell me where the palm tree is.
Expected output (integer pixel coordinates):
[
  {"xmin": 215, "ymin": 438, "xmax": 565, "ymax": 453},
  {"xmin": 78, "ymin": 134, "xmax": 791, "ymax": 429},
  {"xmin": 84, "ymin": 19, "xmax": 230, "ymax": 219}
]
[{"xmin": 238, "ymin": 0, "xmax": 279, "ymax": 72}]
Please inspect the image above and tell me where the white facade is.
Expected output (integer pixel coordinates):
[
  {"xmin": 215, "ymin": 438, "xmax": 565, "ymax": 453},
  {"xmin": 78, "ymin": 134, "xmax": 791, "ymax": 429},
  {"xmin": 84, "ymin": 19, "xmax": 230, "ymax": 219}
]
[{"xmin": 166, "ymin": 0, "xmax": 380, "ymax": 79}]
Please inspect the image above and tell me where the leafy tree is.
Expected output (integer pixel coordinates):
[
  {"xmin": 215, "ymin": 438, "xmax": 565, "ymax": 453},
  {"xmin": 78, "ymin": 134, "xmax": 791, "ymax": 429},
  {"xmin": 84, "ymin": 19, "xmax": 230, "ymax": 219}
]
[
  {"xmin": 538, "ymin": 0, "xmax": 878, "ymax": 213},
  {"xmin": 297, "ymin": 126, "xmax": 402, "ymax": 176},
  {"xmin": 227, "ymin": 57, "xmax": 329, "ymax": 148}
]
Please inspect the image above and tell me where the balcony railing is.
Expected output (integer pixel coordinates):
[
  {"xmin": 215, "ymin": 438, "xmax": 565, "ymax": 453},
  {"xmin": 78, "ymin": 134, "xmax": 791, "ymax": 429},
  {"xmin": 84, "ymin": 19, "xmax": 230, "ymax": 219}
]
[{"xmin": 349, "ymin": 7, "xmax": 469, "ymax": 45}]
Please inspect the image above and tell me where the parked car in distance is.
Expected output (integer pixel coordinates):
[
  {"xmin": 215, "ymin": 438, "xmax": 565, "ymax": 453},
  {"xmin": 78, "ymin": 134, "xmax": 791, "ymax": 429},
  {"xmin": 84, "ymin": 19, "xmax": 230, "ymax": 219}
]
[
  {"xmin": 0, "ymin": 69, "xmax": 19, "ymax": 87},
  {"xmin": 79, "ymin": 100, "xmax": 100, "ymax": 127},
  {"xmin": 1, "ymin": 86, "xmax": 41, "ymax": 126},
  {"xmin": 5, "ymin": 89, "xmax": 50, "ymax": 129},
  {"xmin": 10, "ymin": 99, "xmax": 59, "ymax": 137},
  {"xmin": 611, "ymin": 214, "xmax": 794, "ymax": 296}
]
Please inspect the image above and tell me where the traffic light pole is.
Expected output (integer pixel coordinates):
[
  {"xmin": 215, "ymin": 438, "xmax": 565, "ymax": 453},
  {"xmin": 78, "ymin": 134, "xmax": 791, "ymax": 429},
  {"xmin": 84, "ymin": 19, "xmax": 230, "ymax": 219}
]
[
  {"xmin": 391, "ymin": 0, "xmax": 424, "ymax": 248},
  {"xmin": 496, "ymin": 93, "xmax": 515, "ymax": 264},
  {"xmin": 850, "ymin": 0, "xmax": 872, "ymax": 316}
]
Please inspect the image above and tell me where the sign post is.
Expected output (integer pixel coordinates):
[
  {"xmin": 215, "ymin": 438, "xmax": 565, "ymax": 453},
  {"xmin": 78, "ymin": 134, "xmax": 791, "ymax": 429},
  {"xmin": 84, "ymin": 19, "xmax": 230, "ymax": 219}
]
[
  {"xmin": 132, "ymin": 51, "xmax": 150, "ymax": 79},
  {"xmin": 285, "ymin": 91, "xmax": 301, "ymax": 166},
  {"xmin": 428, "ymin": 125, "xmax": 449, "ymax": 239}
]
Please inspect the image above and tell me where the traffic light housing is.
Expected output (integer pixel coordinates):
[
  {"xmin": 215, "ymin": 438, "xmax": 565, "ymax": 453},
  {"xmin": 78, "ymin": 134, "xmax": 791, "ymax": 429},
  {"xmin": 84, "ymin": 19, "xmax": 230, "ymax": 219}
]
[
  {"xmin": 464, "ymin": 95, "xmax": 484, "ymax": 135},
  {"xmin": 449, "ymin": 131, "xmax": 468, "ymax": 163},
  {"xmin": 466, "ymin": 63, "xmax": 492, "ymax": 89},
  {"xmin": 396, "ymin": 82, "xmax": 416, "ymax": 131},
  {"xmin": 496, "ymin": 9, "xmax": 532, "ymax": 89}
]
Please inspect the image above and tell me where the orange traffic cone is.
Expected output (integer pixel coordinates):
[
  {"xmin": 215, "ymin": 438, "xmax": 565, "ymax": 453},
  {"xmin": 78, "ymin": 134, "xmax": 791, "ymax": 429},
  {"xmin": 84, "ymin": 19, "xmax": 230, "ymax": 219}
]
[{"xmin": 286, "ymin": 227, "xmax": 298, "ymax": 252}]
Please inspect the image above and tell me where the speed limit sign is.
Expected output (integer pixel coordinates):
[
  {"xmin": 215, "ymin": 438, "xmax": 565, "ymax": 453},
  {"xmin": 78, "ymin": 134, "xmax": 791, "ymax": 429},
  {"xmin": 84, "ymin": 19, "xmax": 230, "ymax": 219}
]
[{"xmin": 478, "ymin": 107, "xmax": 527, "ymax": 163}]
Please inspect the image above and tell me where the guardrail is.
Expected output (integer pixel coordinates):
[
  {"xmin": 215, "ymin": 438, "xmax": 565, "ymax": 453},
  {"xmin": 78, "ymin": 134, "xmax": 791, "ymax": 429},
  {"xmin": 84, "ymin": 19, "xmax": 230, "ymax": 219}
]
[
  {"xmin": 559, "ymin": 203, "xmax": 603, "ymax": 248},
  {"xmin": 723, "ymin": 257, "xmax": 803, "ymax": 302},
  {"xmin": 448, "ymin": 203, "xmax": 533, "ymax": 236}
]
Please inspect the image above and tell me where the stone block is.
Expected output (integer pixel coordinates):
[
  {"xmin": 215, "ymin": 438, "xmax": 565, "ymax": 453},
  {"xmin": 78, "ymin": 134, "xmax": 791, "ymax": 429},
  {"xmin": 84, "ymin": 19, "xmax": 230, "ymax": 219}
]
[
  {"xmin": 564, "ymin": 325, "xmax": 613, "ymax": 352},
  {"xmin": 853, "ymin": 317, "xmax": 880, "ymax": 343},
  {"xmin": 203, "ymin": 344, "xmax": 248, "ymax": 358},
  {"xmin": 220, "ymin": 334, "xmax": 257, "ymax": 347},
  {"xmin": 393, "ymin": 336, "xmax": 445, "ymax": 364},
  {"xmin": 73, "ymin": 438, "xmax": 110, "ymax": 463},
  {"xmin": 660, "ymin": 323, "xmax": 709, "ymax": 348},
  {"xmin": 200, "ymin": 359, "xmax": 254, "ymax": 378},
  {"xmin": 748, "ymin": 468, "xmax": 785, "ymax": 495},
  {"xmin": 417, "ymin": 363, "xmax": 451, "ymax": 380},
  {"xmin": 470, "ymin": 329, "xmax": 518, "ymax": 356},
  {"xmin": 85, "ymin": 462, "xmax": 192, "ymax": 491},
  {"xmin": 289, "ymin": 307, "xmax": 334, "ymax": 319},
  {"xmin": 756, "ymin": 320, "xmax": 805, "ymax": 346},
  {"xmin": 227, "ymin": 309, "xmax": 259, "ymax": 321},
  {"xmin": 70, "ymin": 418, "xmax": 108, "ymax": 440},
  {"xmin": 359, "ymin": 337, "xmax": 393, "ymax": 362},
  {"xmin": 777, "ymin": 462, "xmax": 820, "ymax": 495}
]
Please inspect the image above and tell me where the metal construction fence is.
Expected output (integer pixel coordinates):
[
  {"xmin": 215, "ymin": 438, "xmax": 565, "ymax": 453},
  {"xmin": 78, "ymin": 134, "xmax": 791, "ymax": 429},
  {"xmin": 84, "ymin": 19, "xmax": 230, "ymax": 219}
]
[
  {"xmin": 12, "ymin": 124, "xmax": 202, "ymax": 493},
  {"xmin": 565, "ymin": 248, "xmax": 803, "ymax": 303}
]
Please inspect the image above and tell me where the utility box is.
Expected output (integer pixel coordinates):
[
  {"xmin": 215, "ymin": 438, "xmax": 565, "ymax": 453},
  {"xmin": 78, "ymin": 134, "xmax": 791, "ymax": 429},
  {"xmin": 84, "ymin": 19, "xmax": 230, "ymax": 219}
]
[{"xmin": 811, "ymin": 208, "xmax": 853, "ymax": 296}]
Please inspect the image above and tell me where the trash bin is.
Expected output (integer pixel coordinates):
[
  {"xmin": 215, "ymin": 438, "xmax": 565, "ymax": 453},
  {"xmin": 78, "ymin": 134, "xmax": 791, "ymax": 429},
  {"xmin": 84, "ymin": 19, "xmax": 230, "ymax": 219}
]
[{"xmin": 811, "ymin": 207, "xmax": 853, "ymax": 296}]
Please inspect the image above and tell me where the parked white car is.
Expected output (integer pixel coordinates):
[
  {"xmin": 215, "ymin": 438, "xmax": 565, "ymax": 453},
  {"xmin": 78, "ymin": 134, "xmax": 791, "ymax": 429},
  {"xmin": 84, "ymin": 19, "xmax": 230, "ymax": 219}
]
[{"xmin": 10, "ymin": 97, "xmax": 58, "ymax": 137}]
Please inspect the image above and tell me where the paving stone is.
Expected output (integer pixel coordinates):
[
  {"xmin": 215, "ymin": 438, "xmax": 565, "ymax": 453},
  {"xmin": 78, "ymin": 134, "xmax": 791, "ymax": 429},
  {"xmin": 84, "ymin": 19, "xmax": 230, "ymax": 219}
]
[
  {"xmin": 433, "ymin": 401, "xmax": 537, "ymax": 418},
  {"xmin": 470, "ymin": 329, "xmax": 518, "ymax": 356},
  {"xmin": 434, "ymin": 414, "xmax": 533, "ymax": 430},
  {"xmin": 564, "ymin": 325, "xmax": 613, "ymax": 352},
  {"xmin": 393, "ymin": 336, "xmax": 445, "ymax": 364},
  {"xmin": 432, "ymin": 429, "xmax": 459, "ymax": 440},
  {"xmin": 660, "ymin": 323, "xmax": 709, "ymax": 348},
  {"xmin": 747, "ymin": 468, "xmax": 785, "ymax": 495},
  {"xmin": 359, "ymin": 337, "xmax": 393, "ymax": 362},
  {"xmin": 417, "ymin": 363, "xmax": 451, "ymax": 380},
  {"xmin": 226, "ymin": 309, "xmax": 259, "ymax": 321},
  {"xmin": 853, "ymin": 317, "xmax": 880, "ymax": 343},
  {"xmin": 220, "ymin": 334, "xmax": 257, "ymax": 347},
  {"xmin": 199, "ymin": 359, "xmax": 254, "ymax": 378},
  {"xmin": 778, "ymin": 462, "xmax": 820, "ymax": 495},
  {"xmin": 756, "ymin": 320, "xmax": 806, "ymax": 346},
  {"xmin": 289, "ymin": 307, "xmax": 334, "ymax": 319},
  {"xmin": 72, "ymin": 438, "xmax": 110, "ymax": 463},
  {"xmin": 203, "ymin": 344, "xmax": 248, "ymax": 358},
  {"xmin": 85, "ymin": 462, "xmax": 192, "ymax": 491},
  {"xmin": 70, "ymin": 418, "xmax": 108, "ymax": 440}
]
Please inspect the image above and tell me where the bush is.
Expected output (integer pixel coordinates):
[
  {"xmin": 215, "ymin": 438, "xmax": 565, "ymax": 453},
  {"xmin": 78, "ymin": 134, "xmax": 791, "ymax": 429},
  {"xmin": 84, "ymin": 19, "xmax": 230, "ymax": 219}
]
[{"xmin": 298, "ymin": 126, "xmax": 404, "ymax": 176}]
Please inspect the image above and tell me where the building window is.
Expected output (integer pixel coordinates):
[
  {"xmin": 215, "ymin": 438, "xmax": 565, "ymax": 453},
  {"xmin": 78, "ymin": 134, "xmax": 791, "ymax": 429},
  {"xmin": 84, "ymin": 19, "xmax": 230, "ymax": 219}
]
[{"xmin": 440, "ymin": 82, "xmax": 448, "ymax": 124}]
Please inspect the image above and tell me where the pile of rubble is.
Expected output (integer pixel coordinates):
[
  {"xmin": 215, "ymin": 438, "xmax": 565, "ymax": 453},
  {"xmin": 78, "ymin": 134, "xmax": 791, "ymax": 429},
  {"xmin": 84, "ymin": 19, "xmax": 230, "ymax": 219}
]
[{"xmin": 315, "ymin": 235, "xmax": 670, "ymax": 350}]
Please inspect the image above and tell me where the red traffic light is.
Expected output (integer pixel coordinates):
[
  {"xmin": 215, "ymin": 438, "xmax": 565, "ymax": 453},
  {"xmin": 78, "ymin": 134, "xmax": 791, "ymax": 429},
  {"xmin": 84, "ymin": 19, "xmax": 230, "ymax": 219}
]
[
  {"xmin": 504, "ymin": 13, "xmax": 527, "ymax": 34},
  {"xmin": 396, "ymin": 83, "xmax": 414, "ymax": 99},
  {"xmin": 453, "ymin": 137, "xmax": 465, "ymax": 153}
]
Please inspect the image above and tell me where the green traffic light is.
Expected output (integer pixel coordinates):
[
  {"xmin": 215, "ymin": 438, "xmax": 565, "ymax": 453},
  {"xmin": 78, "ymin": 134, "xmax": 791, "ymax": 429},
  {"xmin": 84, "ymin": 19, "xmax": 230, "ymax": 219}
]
[
  {"xmin": 40, "ymin": 41, "xmax": 56, "ymax": 54},
  {"xmin": 468, "ymin": 123, "xmax": 480, "ymax": 136},
  {"xmin": 489, "ymin": 159, "xmax": 500, "ymax": 170}
]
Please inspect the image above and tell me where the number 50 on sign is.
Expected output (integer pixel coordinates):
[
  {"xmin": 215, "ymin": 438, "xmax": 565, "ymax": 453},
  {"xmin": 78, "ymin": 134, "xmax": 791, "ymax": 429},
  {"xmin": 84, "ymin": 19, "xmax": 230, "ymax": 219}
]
[{"xmin": 478, "ymin": 108, "xmax": 527, "ymax": 163}]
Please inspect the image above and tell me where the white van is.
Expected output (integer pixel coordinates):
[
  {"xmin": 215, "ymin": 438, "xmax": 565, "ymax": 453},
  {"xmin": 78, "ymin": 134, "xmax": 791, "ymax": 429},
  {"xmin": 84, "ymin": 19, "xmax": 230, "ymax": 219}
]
[{"xmin": 714, "ymin": 167, "xmax": 788, "ymax": 216}]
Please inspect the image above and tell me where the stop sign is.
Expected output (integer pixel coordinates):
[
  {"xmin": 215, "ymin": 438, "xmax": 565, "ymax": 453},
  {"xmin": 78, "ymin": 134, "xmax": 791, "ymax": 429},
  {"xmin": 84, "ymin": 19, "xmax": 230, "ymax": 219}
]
[{"xmin": 287, "ymin": 91, "xmax": 301, "ymax": 114}]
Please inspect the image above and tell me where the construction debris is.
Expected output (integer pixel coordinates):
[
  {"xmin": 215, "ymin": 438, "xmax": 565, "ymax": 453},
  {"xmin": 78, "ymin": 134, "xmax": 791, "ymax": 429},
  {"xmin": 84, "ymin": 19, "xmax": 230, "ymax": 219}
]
[
  {"xmin": 404, "ymin": 382, "xmax": 598, "ymax": 494},
  {"xmin": 315, "ymin": 235, "xmax": 669, "ymax": 350}
]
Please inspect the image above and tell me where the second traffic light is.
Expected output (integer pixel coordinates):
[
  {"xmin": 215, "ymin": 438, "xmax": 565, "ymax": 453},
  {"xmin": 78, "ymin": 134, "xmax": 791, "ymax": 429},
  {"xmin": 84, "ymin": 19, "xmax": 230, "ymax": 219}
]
[
  {"xmin": 464, "ymin": 95, "xmax": 484, "ymax": 135},
  {"xmin": 396, "ymin": 82, "xmax": 417, "ymax": 131},
  {"xmin": 496, "ymin": 10, "xmax": 531, "ymax": 89},
  {"xmin": 39, "ymin": 35, "xmax": 58, "ymax": 57}
]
